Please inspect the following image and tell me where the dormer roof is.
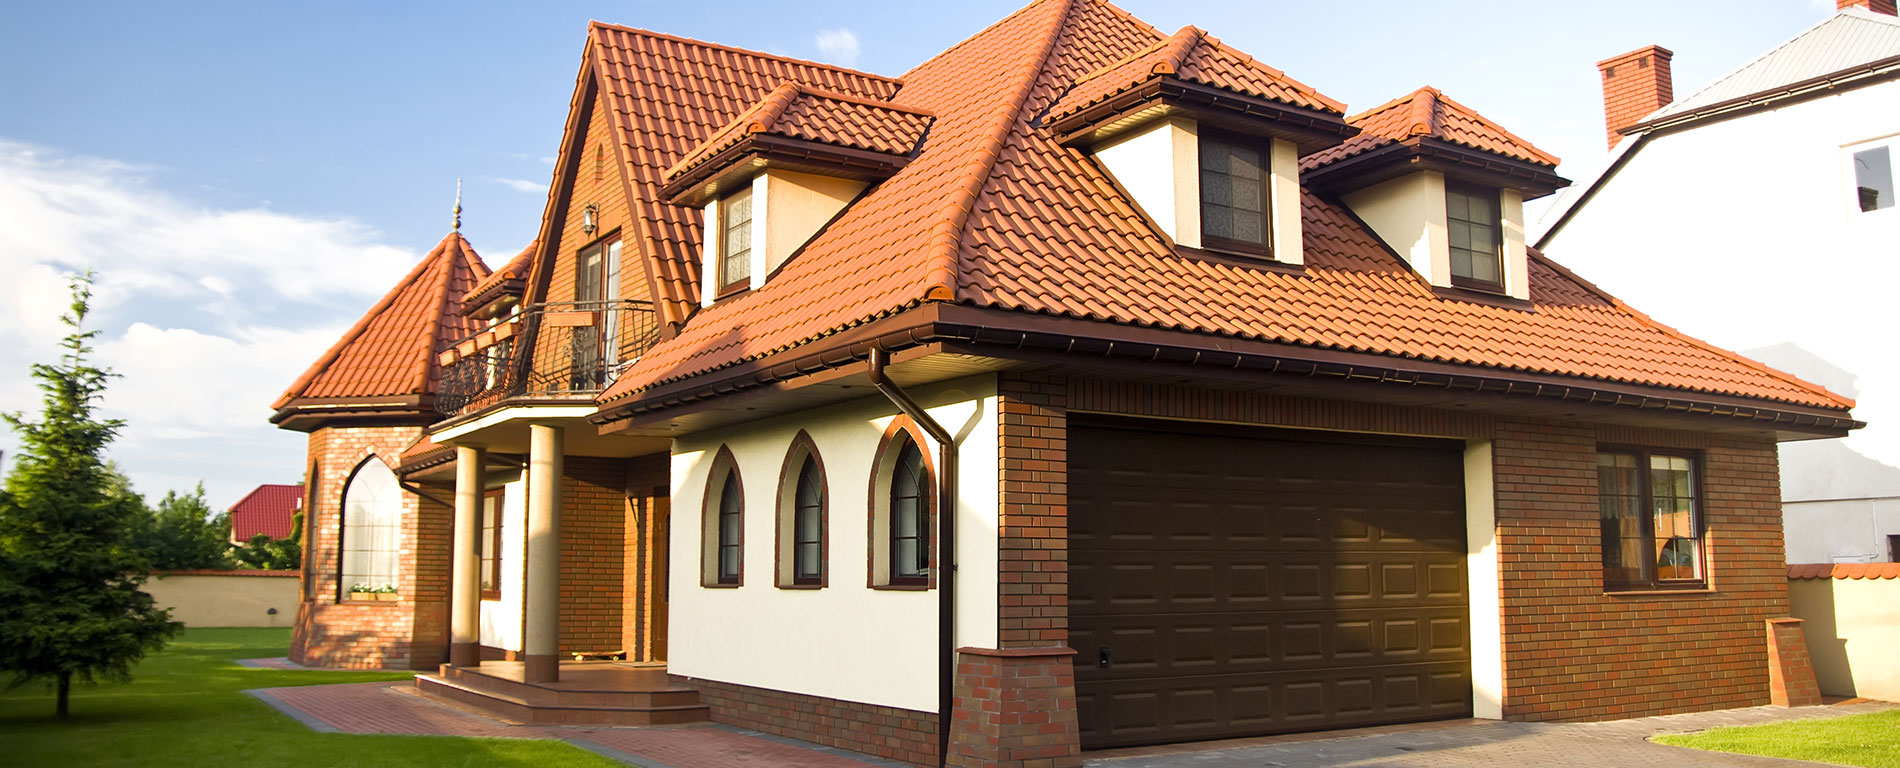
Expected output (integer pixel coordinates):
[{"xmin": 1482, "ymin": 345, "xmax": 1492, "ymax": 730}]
[
  {"xmin": 1044, "ymin": 25, "xmax": 1354, "ymax": 153},
  {"xmin": 462, "ymin": 241, "xmax": 534, "ymax": 312},
  {"xmin": 661, "ymin": 83, "xmax": 934, "ymax": 205},
  {"xmin": 1303, "ymin": 86, "xmax": 1567, "ymax": 197},
  {"xmin": 271, "ymin": 232, "xmax": 491, "ymax": 430}
]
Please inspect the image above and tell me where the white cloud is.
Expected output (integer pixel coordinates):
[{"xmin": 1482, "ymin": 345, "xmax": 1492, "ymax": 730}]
[
  {"xmin": 492, "ymin": 177, "xmax": 544, "ymax": 193},
  {"xmin": 814, "ymin": 28, "xmax": 860, "ymax": 67},
  {"xmin": 0, "ymin": 138, "xmax": 414, "ymax": 509}
]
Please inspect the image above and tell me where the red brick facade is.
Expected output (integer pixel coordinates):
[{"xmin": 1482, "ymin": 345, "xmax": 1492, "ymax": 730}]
[
  {"xmin": 948, "ymin": 647, "xmax": 1081, "ymax": 768},
  {"xmin": 677, "ymin": 674, "xmax": 938, "ymax": 766},
  {"xmin": 559, "ymin": 456, "xmax": 632, "ymax": 656},
  {"xmin": 291, "ymin": 424, "xmax": 451, "ymax": 670}
]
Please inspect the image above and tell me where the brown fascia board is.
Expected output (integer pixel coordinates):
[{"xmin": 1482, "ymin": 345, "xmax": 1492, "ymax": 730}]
[
  {"xmin": 591, "ymin": 302, "xmax": 1860, "ymax": 436},
  {"xmin": 461, "ymin": 277, "xmax": 526, "ymax": 315},
  {"xmin": 661, "ymin": 134, "xmax": 915, "ymax": 207},
  {"xmin": 1621, "ymin": 53, "xmax": 1900, "ymax": 138},
  {"xmin": 1051, "ymin": 78, "xmax": 1359, "ymax": 156},
  {"xmin": 270, "ymin": 395, "xmax": 439, "ymax": 432},
  {"xmin": 1305, "ymin": 138, "xmax": 1569, "ymax": 200}
]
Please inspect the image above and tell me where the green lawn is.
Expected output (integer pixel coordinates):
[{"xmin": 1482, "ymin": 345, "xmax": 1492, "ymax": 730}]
[
  {"xmin": 1654, "ymin": 708, "xmax": 1900, "ymax": 768},
  {"xmin": 0, "ymin": 627, "xmax": 620, "ymax": 767}
]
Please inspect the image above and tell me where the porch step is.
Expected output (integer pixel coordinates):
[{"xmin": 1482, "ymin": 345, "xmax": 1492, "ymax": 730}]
[{"xmin": 415, "ymin": 665, "xmax": 708, "ymax": 726}]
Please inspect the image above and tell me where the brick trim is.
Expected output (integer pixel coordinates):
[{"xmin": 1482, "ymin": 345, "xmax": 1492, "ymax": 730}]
[
  {"xmin": 868, "ymin": 415, "xmax": 938, "ymax": 590},
  {"xmin": 676, "ymin": 674, "xmax": 937, "ymax": 767}
]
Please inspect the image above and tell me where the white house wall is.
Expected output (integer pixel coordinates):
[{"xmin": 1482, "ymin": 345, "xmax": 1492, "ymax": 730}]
[
  {"xmin": 668, "ymin": 375, "xmax": 1000, "ymax": 713},
  {"xmin": 479, "ymin": 474, "xmax": 527, "ymax": 651}
]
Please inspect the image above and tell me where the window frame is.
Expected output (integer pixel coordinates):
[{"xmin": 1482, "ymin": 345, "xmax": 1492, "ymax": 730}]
[
  {"xmin": 1445, "ymin": 179, "xmax": 1505, "ymax": 292},
  {"xmin": 1597, "ymin": 445, "xmax": 1708, "ymax": 592},
  {"xmin": 716, "ymin": 185, "xmax": 755, "ymax": 297},
  {"xmin": 337, "ymin": 456, "xmax": 403, "ymax": 604},
  {"xmin": 1196, "ymin": 129, "xmax": 1274, "ymax": 259},
  {"xmin": 701, "ymin": 446, "xmax": 745, "ymax": 588},
  {"xmin": 775, "ymin": 431, "xmax": 829, "ymax": 589},
  {"xmin": 792, "ymin": 457, "xmax": 825, "ymax": 586},
  {"xmin": 479, "ymin": 487, "xmax": 504, "ymax": 601},
  {"xmin": 1846, "ymin": 139, "xmax": 1896, "ymax": 215},
  {"xmin": 887, "ymin": 438, "xmax": 931, "ymax": 587}
]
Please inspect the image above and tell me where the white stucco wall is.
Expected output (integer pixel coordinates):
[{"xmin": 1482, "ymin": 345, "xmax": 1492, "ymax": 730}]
[
  {"xmin": 1538, "ymin": 82, "xmax": 1900, "ymax": 560},
  {"xmin": 668, "ymin": 375, "xmax": 1000, "ymax": 713},
  {"xmin": 1095, "ymin": 117, "xmax": 1200, "ymax": 247},
  {"xmin": 1785, "ymin": 497, "xmax": 1900, "ymax": 563},
  {"xmin": 479, "ymin": 473, "xmax": 527, "ymax": 651}
]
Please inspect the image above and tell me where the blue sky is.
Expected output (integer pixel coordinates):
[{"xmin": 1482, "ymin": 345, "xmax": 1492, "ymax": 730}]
[{"xmin": 0, "ymin": 0, "xmax": 1842, "ymax": 509}]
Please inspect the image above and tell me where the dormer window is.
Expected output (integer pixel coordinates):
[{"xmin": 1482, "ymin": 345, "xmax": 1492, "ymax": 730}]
[
  {"xmin": 1446, "ymin": 181, "xmax": 1503, "ymax": 290},
  {"xmin": 718, "ymin": 185, "xmax": 754, "ymax": 295},
  {"xmin": 1199, "ymin": 133, "xmax": 1270, "ymax": 256}
]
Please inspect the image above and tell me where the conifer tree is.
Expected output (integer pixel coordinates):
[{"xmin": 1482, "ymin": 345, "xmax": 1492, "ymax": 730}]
[{"xmin": 0, "ymin": 272, "xmax": 181, "ymax": 718}]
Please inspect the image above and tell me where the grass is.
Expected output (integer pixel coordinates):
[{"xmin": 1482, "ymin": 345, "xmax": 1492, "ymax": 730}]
[
  {"xmin": 1653, "ymin": 708, "xmax": 1900, "ymax": 768},
  {"xmin": 0, "ymin": 627, "xmax": 621, "ymax": 767}
]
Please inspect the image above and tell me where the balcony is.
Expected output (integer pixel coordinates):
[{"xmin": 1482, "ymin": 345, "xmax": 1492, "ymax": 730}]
[{"xmin": 437, "ymin": 300, "xmax": 659, "ymax": 417}]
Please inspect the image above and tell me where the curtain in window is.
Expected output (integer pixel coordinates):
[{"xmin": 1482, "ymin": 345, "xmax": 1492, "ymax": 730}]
[{"xmin": 341, "ymin": 459, "xmax": 402, "ymax": 592}]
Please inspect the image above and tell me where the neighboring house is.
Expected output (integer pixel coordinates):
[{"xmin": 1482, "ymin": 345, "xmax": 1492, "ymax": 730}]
[
  {"xmin": 227, "ymin": 483, "xmax": 305, "ymax": 544},
  {"xmin": 273, "ymin": 1, "xmax": 1861, "ymax": 765},
  {"xmin": 1535, "ymin": 0, "xmax": 1900, "ymax": 565}
]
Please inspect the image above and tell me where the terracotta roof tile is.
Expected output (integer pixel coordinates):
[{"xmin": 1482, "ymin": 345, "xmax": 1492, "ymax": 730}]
[
  {"xmin": 664, "ymin": 84, "xmax": 935, "ymax": 183},
  {"xmin": 1789, "ymin": 563, "xmax": 1900, "ymax": 579},
  {"xmin": 229, "ymin": 483, "xmax": 303, "ymax": 541},
  {"xmin": 584, "ymin": 23, "xmax": 903, "ymax": 330},
  {"xmin": 1046, "ymin": 24, "xmax": 1345, "ymax": 125},
  {"xmin": 595, "ymin": 0, "xmax": 1848, "ymax": 415},
  {"xmin": 463, "ymin": 241, "xmax": 534, "ymax": 307},
  {"xmin": 1305, "ymin": 86, "xmax": 1560, "ymax": 169},
  {"xmin": 274, "ymin": 232, "xmax": 490, "ymax": 409}
]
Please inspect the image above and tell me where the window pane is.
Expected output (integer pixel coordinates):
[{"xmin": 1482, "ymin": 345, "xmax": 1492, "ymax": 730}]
[
  {"xmin": 1202, "ymin": 204, "xmax": 1232, "ymax": 239},
  {"xmin": 1231, "ymin": 209, "xmax": 1263, "ymax": 242},
  {"xmin": 721, "ymin": 187, "xmax": 754, "ymax": 287},
  {"xmin": 1597, "ymin": 453, "xmax": 1644, "ymax": 583},
  {"xmin": 894, "ymin": 539, "xmax": 920, "ymax": 577},
  {"xmin": 1854, "ymin": 146, "xmax": 1894, "ymax": 212},
  {"xmin": 1469, "ymin": 250, "xmax": 1498, "ymax": 283},
  {"xmin": 719, "ymin": 546, "xmax": 739, "ymax": 579},
  {"xmin": 1448, "ymin": 220, "xmax": 1471, "ymax": 251},
  {"xmin": 1224, "ymin": 144, "xmax": 1261, "ymax": 180}
]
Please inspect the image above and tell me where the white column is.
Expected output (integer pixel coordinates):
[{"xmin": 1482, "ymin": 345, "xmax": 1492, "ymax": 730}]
[
  {"xmin": 524, "ymin": 424, "xmax": 564, "ymax": 682},
  {"xmin": 1465, "ymin": 440, "xmax": 1504, "ymax": 719},
  {"xmin": 450, "ymin": 444, "xmax": 485, "ymax": 667}
]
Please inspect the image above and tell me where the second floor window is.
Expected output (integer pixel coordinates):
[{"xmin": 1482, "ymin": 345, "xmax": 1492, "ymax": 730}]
[
  {"xmin": 1199, "ymin": 134, "xmax": 1270, "ymax": 256},
  {"xmin": 719, "ymin": 186, "xmax": 754, "ymax": 294},
  {"xmin": 1446, "ymin": 181, "xmax": 1503, "ymax": 290}
]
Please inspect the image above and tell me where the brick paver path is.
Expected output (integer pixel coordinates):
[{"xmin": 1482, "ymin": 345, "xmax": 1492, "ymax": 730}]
[
  {"xmin": 250, "ymin": 681, "xmax": 901, "ymax": 768},
  {"xmin": 1087, "ymin": 701, "xmax": 1896, "ymax": 767}
]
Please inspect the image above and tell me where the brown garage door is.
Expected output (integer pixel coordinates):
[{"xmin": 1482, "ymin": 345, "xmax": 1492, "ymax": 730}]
[{"xmin": 1070, "ymin": 418, "xmax": 1472, "ymax": 749}]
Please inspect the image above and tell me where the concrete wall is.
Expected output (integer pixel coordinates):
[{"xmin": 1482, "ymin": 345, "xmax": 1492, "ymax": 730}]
[
  {"xmin": 668, "ymin": 374, "xmax": 1000, "ymax": 713},
  {"xmin": 1785, "ymin": 497, "xmax": 1900, "ymax": 563},
  {"xmin": 147, "ymin": 571, "xmax": 300, "ymax": 628},
  {"xmin": 1790, "ymin": 574, "xmax": 1900, "ymax": 701}
]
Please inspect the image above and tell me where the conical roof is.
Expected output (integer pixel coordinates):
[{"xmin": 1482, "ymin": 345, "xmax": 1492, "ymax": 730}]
[{"xmin": 271, "ymin": 232, "xmax": 491, "ymax": 428}]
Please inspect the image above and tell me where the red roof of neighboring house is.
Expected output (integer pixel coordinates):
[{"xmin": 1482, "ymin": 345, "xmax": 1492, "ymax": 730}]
[
  {"xmin": 229, "ymin": 483, "xmax": 303, "ymax": 542},
  {"xmin": 1789, "ymin": 563, "xmax": 1900, "ymax": 580},
  {"xmin": 1305, "ymin": 86, "xmax": 1560, "ymax": 170},
  {"xmin": 1046, "ymin": 24, "xmax": 1345, "ymax": 125},
  {"xmin": 665, "ymin": 83, "xmax": 935, "ymax": 186},
  {"xmin": 273, "ymin": 232, "xmax": 491, "ymax": 412},
  {"xmin": 587, "ymin": 0, "xmax": 1848, "ymax": 415}
]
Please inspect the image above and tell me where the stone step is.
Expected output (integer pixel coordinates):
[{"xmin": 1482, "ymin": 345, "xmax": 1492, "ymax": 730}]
[
  {"xmin": 415, "ymin": 675, "xmax": 710, "ymax": 726},
  {"xmin": 433, "ymin": 664, "xmax": 698, "ymax": 709}
]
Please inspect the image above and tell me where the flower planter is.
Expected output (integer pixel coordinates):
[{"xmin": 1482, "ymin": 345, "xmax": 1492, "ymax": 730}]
[{"xmin": 349, "ymin": 592, "xmax": 399, "ymax": 602}]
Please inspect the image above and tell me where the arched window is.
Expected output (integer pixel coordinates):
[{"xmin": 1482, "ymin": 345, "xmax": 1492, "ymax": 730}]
[
  {"xmin": 792, "ymin": 457, "xmax": 824, "ymax": 585},
  {"xmin": 889, "ymin": 439, "xmax": 930, "ymax": 585},
  {"xmin": 339, "ymin": 458, "xmax": 401, "ymax": 598},
  {"xmin": 716, "ymin": 473, "xmax": 743, "ymax": 585}
]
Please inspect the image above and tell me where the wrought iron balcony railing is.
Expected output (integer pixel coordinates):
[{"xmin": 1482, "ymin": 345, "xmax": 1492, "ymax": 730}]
[{"xmin": 436, "ymin": 299, "xmax": 659, "ymax": 417}]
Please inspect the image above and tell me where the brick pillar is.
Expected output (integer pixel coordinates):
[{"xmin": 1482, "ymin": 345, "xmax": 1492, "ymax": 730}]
[
  {"xmin": 1597, "ymin": 45, "xmax": 1674, "ymax": 148},
  {"xmin": 948, "ymin": 647, "xmax": 1081, "ymax": 768},
  {"xmin": 1765, "ymin": 618, "xmax": 1822, "ymax": 707}
]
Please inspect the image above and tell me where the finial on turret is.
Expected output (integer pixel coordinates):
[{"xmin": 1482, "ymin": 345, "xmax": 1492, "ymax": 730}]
[{"xmin": 452, "ymin": 178, "xmax": 463, "ymax": 232}]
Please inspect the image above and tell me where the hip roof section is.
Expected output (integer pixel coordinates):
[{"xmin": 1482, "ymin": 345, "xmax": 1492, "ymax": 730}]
[{"xmin": 1305, "ymin": 86, "xmax": 1560, "ymax": 170}]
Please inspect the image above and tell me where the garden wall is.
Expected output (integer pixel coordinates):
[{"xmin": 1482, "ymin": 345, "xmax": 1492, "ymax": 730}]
[
  {"xmin": 1788, "ymin": 563, "xmax": 1900, "ymax": 702},
  {"xmin": 146, "ymin": 570, "xmax": 300, "ymax": 628}
]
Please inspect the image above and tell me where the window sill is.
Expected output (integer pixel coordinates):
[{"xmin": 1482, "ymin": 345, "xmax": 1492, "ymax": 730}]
[
  {"xmin": 776, "ymin": 582, "xmax": 825, "ymax": 591},
  {"xmin": 870, "ymin": 582, "xmax": 932, "ymax": 592},
  {"xmin": 1176, "ymin": 244, "xmax": 1304, "ymax": 275},
  {"xmin": 701, "ymin": 581, "xmax": 742, "ymax": 589},
  {"xmin": 1604, "ymin": 586, "xmax": 1713, "ymax": 597}
]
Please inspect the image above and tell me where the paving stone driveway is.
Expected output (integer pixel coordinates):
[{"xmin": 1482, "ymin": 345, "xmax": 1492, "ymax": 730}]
[{"xmin": 1087, "ymin": 701, "xmax": 1896, "ymax": 767}]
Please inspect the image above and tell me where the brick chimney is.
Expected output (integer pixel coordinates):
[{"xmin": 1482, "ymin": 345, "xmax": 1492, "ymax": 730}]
[
  {"xmin": 1597, "ymin": 45, "xmax": 1674, "ymax": 149},
  {"xmin": 1839, "ymin": 0, "xmax": 1898, "ymax": 15}
]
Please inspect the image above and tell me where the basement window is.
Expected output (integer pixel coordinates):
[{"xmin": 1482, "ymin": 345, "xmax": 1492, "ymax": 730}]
[{"xmin": 1598, "ymin": 448, "xmax": 1704, "ymax": 591}]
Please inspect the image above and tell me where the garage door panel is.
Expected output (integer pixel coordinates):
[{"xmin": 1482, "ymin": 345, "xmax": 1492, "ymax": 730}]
[{"xmin": 1071, "ymin": 421, "xmax": 1471, "ymax": 749}]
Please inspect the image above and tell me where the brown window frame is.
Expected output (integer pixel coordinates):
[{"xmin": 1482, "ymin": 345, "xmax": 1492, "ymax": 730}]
[
  {"xmin": 715, "ymin": 472, "xmax": 743, "ymax": 585},
  {"xmin": 791, "ymin": 456, "xmax": 825, "ymax": 586},
  {"xmin": 888, "ymin": 438, "xmax": 931, "ymax": 587},
  {"xmin": 716, "ymin": 185, "xmax": 755, "ymax": 297},
  {"xmin": 1598, "ymin": 446, "xmax": 1707, "ymax": 592},
  {"xmin": 1197, "ymin": 130, "xmax": 1274, "ymax": 259},
  {"xmin": 1445, "ymin": 179, "xmax": 1505, "ymax": 292},
  {"xmin": 479, "ymin": 488, "xmax": 504, "ymax": 600}
]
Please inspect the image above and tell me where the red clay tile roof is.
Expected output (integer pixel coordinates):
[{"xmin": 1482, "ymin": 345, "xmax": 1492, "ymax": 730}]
[
  {"xmin": 582, "ymin": 23, "xmax": 903, "ymax": 331},
  {"xmin": 229, "ymin": 483, "xmax": 303, "ymax": 541},
  {"xmin": 1789, "ymin": 563, "xmax": 1900, "ymax": 579},
  {"xmin": 1045, "ymin": 24, "xmax": 1345, "ymax": 126},
  {"xmin": 1305, "ymin": 86, "xmax": 1560, "ymax": 170},
  {"xmin": 592, "ymin": 0, "xmax": 1849, "ymax": 414},
  {"xmin": 463, "ymin": 241, "xmax": 534, "ymax": 308},
  {"xmin": 274, "ymin": 232, "xmax": 490, "ymax": 410},
  {"xmin": 664, "ymin": 83, "xmax": 935, "ymax": 185}
]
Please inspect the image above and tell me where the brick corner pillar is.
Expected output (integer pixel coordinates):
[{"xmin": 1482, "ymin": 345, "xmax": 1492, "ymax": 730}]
[
  {"xmin": 448, "ymin": 443, "xmax": 486, "ymax": 668},
  {"xmin": 948, "ymin": 646, "xmax": 1081, "ymax": 768},
  {"xmin": 523, "ymin": 424, "xmax": 564, "ymax": 683},
  {"xmin": 1765, "ymin": 618, "xmax": 1823, "ymax": 707}
]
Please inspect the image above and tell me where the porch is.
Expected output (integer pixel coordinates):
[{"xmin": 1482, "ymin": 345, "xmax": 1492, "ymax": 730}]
[{"xmin": 415, "ymin": 660, "xmax": 708, "ymax": 726}]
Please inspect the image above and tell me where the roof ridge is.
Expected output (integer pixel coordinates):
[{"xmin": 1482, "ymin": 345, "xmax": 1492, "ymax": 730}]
[
  {"xmin": 273, "ymin": 235, "xmax": 458, "ymax": 409},
  {"xmin": 899, "ymin": 0, "xmax": 1071, "ymax": 81},
  {"xmin": 921, "ymin": 0, "xmax": 1081, "ymax": 303},
  {"xmin": 1151, "ymin": 26, "xmax": 1205, "ymax": 75},
  {"xmin": 1649, "ymin": 10, "xmax": 1846, "ymax": 124},
  {"xmin": 1406, "ymin": 85, "xmax": 1440, "ymax": 136},
  {"xmin": 1429, "ymin": 88, "xmax": 1560, "ymax": 166},
  {"xmin": 1066, "ymin": 27, "xmax": 1174, "ymax": 87},
  {"xmin": 407, "ymin": 235, "xmax": 479, "ymax": 394},
  {"xmin": 586, "ymin": 20, "xmax": 901, "ymax": 87}
]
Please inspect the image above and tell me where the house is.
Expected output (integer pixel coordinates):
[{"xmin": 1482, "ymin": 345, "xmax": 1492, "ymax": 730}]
[
  {"xmin": 1535, "ymin": 0, "xmax": 1900, "ymax": 565},
  {"xmin": 228, "ymin": 483, "xmax": 304, "ymax": 544},
  {"xmin": 273, "ymin": 1, "xmax": 1860, "ymax": 765}
]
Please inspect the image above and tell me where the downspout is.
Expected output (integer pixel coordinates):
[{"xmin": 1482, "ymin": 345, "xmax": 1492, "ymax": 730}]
[{"xmin": 867, "ymin": 347, "xmax": 958, "ymax": 768}]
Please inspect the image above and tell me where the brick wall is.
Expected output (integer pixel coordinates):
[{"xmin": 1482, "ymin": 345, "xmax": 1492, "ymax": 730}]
[
  {"xmin": 559, "ymin": 455, "xmax": 629, "ymax": 656},
  {"xmin": 624, "ymin": 454, "xmax": 669, "ymax": 660},
  {"xmin": 997, "ymin": 373, "xmax": 1069, "ymax": 649},
  {"xmin": 948, "ymin": 647, "xmax": 1082, "ymax": 768},
  {"xmin": 291, "ymin": 424, "xmax": 451, "ymax": 670},
  {"xmin": 679, "ymin": 674, "xmax": 937, "ymax": 766}
]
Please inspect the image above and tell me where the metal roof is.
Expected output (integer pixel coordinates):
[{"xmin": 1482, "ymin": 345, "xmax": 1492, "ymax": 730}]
[{"xmin": 1645, "ymin": 7, "xmax": 1900, "ymax": 123}]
